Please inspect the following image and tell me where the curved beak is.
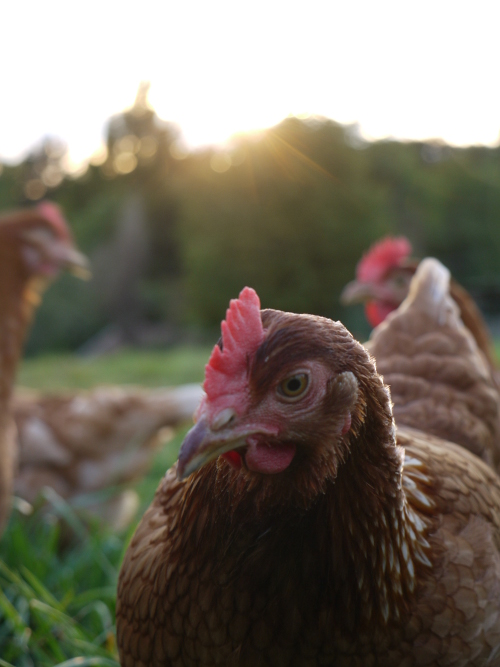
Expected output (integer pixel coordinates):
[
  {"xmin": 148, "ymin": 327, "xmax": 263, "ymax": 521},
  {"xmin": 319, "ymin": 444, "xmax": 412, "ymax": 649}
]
[
  {"xmin": 177, "ymin": 418, "xmax": 248, "ymax": 480},
  {"xmin": 21, "ymin": 229, "xmax": 92, "ymax": 280},
  {"xmin": 340, "ymin": 280, "xmax": 375, "ymax": 305},
  {"xmin": 54, "ymin": 242, "xmax": 92, "ymax": 280}
]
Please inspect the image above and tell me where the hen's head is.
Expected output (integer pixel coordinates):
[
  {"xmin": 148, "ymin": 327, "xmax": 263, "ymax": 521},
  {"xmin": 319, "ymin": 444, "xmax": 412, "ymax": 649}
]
[
  {"xmin": 341, "ymin": 237, "xmax": 415, "ymax": 327},
  {"xmin": 178, "ymin": 288, "xmax": 395, "ymax": 507},
  {"xmin": 0, "ymin": 201, "xmax": 89, "ymax": 281}
]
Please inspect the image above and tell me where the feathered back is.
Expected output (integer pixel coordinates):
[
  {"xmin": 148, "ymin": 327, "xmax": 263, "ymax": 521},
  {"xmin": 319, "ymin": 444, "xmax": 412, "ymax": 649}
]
[
  {"xmin": 369, "ymin": 258, "xmax": 500, "ymax": 468},
  {"xmin": 399, "ymin": 258, "xmax": 456, "ymax": 321}
]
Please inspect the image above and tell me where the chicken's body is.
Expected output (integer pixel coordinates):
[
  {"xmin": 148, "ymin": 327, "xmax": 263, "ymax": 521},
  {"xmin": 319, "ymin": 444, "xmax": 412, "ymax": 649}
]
[
  {"xmin": 341, "ymin": 237, "xmax": 497, "ymax": 370},
  {"xmin": 117, "ymin": 288, "xmax": 500, "ymax": 666},
  {"xmin": 0, "ymin": 203, "xmax": 88, "ymax": 535},
  {"xmin": 369, "ymin": 258, "xmax": 500, "ymax": 470},
  {"xmin": 119, "ymin": 431, "xmax": 500, "ymax": 666},
  {"xmin": 12, "ymin": 383, "xmax": 203, "ymax": 527}
]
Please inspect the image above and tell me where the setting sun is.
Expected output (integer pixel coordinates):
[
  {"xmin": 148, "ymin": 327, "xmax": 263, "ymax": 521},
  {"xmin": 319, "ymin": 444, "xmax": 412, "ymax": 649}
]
[{"xmin": 1, "ymin": 0, "xmax": 500, "ymax": 167}]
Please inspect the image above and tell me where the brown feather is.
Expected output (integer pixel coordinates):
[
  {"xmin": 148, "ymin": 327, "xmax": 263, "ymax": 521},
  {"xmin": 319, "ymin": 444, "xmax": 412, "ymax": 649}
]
[{"xmin": 449, "ymin": 277, "xmax": 498, "ymax": 369}]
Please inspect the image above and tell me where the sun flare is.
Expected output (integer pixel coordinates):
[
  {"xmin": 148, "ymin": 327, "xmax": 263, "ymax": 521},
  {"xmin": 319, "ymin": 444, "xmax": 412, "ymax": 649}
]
[{"xmin": 1, "ymin": 0, "xmax": 499, "ymax": 166}]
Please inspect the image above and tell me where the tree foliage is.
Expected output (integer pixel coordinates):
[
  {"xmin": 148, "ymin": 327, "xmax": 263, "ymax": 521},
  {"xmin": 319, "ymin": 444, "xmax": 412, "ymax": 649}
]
[{"xmin": 2, "ymin": 90, "xmax": 500, "ymax": 353}]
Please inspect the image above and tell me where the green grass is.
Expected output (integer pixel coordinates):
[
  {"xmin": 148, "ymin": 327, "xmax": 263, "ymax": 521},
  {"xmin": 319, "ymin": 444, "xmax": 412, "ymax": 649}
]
[
  {"xmin": 0, "ymin": 428, "xmax": 187, "ymax": 666},
  {"xmin": 1, "ymin": 345, "xmax": 209, "ymax": 666},
  {"xmin": 18, "ymin": 345, "xmax": 213, "ymax": 391}
]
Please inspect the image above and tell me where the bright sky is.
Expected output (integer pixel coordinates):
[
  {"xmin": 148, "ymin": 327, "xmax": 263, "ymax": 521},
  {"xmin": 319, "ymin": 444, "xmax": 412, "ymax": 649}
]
[{"xmin": 2, "ymin": 0, "xmax": 500, "ymax": 168}]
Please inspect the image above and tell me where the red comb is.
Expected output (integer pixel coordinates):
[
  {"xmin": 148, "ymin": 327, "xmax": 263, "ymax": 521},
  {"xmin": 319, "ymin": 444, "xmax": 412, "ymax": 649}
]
[
  {"xmin": 36, "ymin": 201, "xmax": 71, "ymax": 241},
  {"xmin": 204, "ymin": 287, "xmax": 265, "ymax": 409},
  {"xmin": 357, "ymin": 236, "xmax": 412, "ymax": 283}
]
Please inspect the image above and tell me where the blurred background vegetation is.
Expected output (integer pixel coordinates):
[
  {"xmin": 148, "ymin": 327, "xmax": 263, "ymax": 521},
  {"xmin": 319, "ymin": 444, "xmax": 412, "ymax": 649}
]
[
  {"xmin": 2, "ymin": 80, "xmax": 500, "ymax": 665},
  {"xmin": 2, "ymin": 82, "xmax": 500, "ymax": 356}
]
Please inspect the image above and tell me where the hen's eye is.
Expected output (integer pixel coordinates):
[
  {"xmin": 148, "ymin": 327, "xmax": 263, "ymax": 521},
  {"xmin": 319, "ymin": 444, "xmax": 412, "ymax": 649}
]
[{"xmin": 278, "ymin": 373, "xmax": 309, "ymax": 399}]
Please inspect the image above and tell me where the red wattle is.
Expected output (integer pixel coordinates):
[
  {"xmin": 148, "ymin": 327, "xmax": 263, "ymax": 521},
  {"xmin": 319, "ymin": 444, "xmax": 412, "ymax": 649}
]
[{"xmin": 245, "ymin": 438, "xmax": 296, "ymax": 474}]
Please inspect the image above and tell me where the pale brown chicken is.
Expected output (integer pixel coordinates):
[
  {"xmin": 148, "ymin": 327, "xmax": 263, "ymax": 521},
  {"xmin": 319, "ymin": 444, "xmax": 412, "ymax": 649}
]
[
  {"xmin": 117, "ymin": 286, "xmax": 500, "ymax": 667},
  {"xmin": 12, "ymin": 383, "xmax": 203, "ymax": 527},
  {"xmin": 0, "ymin": 202, "xmax": 88, "ymax": 535},
  {"xmin": 368, "ymin": 257, "xmax": 500, "ymax": 470}
]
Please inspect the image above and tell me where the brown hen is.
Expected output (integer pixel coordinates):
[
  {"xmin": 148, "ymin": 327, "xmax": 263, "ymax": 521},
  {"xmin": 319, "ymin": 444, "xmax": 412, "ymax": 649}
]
[
  {"xmin": 117, "ymin": 287, "xmax": 500, "ymax": 666},
  {"xmin": 12, "ymin": 383, "xmax": 203, "ymax": 527},
  {"xmin": 369, "ymin": 258, "xmax": 500, "ymax": 470},
  {"xmin": 0, "ymin": 202, "xmax": 88, "ymax": 535},
  {"xmin": 341, "ymin": 236, "xmax": 497, "ymax": 370}
]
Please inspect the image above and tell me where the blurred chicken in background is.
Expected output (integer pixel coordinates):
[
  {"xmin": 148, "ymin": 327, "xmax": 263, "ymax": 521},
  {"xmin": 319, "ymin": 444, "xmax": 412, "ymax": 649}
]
[
  {"xmin": 368, "ymin": 257, "xmax": 500, "ymax": 470},
  {"xmin": 12, "ymin": 383, "xmax": 203, "ymax": 529},
  {"xmin": 0, "ymin": 202, "xmax": 89, "ymax": 536},
  {"xmin": 341, "ymin": 236, "xmax": 498, "ymax": 370}
]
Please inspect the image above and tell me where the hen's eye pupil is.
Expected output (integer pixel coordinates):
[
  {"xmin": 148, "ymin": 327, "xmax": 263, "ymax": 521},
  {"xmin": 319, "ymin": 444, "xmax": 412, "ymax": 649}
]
[{"xmin": 279, "ymin": 373, "xmax": 308, "ymax": 398}]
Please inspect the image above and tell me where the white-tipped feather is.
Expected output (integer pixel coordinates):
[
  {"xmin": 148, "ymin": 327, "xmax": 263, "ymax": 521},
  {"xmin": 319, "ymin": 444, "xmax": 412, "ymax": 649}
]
[{"xmin": 399, "ymin": 258, "xmax": 458, "ymax": 325}]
